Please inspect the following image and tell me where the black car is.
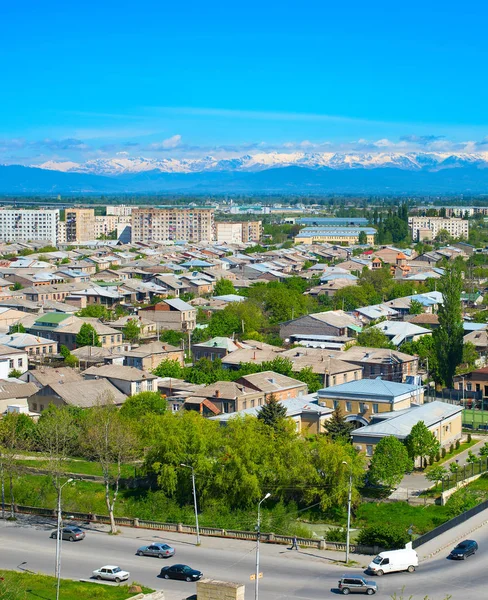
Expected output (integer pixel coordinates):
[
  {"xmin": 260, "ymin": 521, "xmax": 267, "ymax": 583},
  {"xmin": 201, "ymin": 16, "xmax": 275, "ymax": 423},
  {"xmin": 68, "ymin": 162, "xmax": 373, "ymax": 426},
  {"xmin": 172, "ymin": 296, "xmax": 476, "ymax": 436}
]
[
  {"xmin": 449, "ymin": 539, "xmax": 478, "ymax": 560},
  {"xmin": 50, "ymin": 526, "xmax": 85, "ymax": 542},
  {"xmin": 160, "ymin": 564, "xmax": 203, "ymax": 582}
]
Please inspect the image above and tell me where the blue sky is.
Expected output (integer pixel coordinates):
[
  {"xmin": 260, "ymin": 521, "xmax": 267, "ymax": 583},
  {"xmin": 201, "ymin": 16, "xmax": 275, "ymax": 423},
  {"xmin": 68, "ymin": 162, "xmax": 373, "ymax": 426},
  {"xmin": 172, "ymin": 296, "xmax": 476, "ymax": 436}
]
[{"xmin": 2, "ymin": 0, "xmax": 488, "ymax": 164}]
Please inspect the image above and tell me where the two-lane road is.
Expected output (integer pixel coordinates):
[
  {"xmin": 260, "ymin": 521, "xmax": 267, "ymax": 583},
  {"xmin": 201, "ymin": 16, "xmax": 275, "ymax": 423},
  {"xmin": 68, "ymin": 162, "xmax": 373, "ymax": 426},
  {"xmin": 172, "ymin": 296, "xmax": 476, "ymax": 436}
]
[{"xmin": 0, "ymin": 515, "xmax": 485, "ymax": 599}]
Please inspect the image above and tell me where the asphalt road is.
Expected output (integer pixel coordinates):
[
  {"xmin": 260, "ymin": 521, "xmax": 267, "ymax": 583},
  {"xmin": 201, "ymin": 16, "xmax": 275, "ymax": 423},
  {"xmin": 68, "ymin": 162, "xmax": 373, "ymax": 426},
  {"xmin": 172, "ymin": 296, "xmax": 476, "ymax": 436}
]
[{"xmin": 0, "ymin": 515, "xmax": 485, "ymax": 600}]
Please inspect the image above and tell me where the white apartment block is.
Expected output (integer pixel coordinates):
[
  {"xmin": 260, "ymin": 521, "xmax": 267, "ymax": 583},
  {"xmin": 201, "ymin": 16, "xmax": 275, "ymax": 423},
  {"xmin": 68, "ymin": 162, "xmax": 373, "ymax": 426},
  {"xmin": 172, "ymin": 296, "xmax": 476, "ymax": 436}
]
[
  {"xmin": 408, "ymin": 216, "xmax": 469, "ymax": 241},
  {"xmin": 216, "ymin": 222, "xmax": 243, "ymax": 244},
  {"xmin": 131, "ymin": 208, "xmax": 215, "ymax": 243},
  {"xmin": 106, "ymin": 205, "xmax": 135, "ymax": 216},
  {"xmin": 0, "ymin": 209, "xmax": 59, "ymax": 246}
]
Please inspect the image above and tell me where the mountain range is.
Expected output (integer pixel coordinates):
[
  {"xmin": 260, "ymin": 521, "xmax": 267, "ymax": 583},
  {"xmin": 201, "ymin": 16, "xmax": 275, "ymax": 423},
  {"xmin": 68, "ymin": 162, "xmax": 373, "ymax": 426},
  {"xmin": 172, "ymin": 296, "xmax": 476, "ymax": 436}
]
[{"xmin": 2, "ymin": 151, "xmax": 488, "ymax": 194}]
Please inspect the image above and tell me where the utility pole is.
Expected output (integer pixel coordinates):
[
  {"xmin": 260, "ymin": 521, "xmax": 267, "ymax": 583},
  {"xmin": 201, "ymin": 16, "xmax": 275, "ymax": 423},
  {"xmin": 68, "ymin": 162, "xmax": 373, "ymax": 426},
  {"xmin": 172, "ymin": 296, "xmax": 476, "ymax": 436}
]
[
  {"xmin": 342, "ymin": 462, "xmax": 353, "ymax": 564},
  {"xmin": 180, "ymin": 464, "xmax": 200, "ymax": 545},
  {"xmin": 55, "ymin": 478, "xmax": 75, "ymax": 600},
  {"xmin": 255, "ymin": 493, "xmax": 271, "ymax": 600}
]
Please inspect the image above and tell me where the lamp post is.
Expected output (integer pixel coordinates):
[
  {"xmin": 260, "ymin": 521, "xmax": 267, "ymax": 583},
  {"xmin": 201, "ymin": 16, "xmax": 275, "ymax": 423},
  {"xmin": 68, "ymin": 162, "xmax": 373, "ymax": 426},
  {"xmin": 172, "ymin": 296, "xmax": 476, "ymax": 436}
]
[
  {"xmin": 55, "ymin": 478, "xmax": 74, "ymax": 600},
  {"xmin": 180, "ymin": 464, "xmax": 200, "ymax": 545},
  {"xmin": 255, "ymin": 492, "xmax": 271, "ymax": 600},
  {"xmin": 342, "ymin": 461, "xmax": 353, "ymax": 564}
]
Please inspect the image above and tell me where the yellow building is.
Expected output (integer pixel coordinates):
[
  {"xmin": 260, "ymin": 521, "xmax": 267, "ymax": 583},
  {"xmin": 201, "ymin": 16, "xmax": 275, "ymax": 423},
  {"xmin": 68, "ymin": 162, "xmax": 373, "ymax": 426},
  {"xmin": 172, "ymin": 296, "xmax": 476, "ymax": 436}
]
[
  {"xmin": 294, "ymin": 226, "xmax": 376, "ymax": 245},
  {"xmin": 65, "ymin": 208, "xmax": 96, "ymax": 242},
  {"xmin": 131, "ymin": 207, "xmax": 215, "ymax": 243}
]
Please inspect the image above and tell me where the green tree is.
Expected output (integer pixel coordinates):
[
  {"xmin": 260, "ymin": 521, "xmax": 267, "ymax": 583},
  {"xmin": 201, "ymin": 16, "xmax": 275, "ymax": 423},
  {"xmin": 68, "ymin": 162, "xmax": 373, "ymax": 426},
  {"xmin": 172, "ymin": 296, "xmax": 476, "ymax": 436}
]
[
  {"xmin": 296, "ymin": 366, "xmax": 322, "ymax": 393},
  {"xmin": 65, "ymin": 354, "xmax": 79, "ymax": 368},
  {"xmin": 0, "ymin": 413, "xmax": 31, "ymax": 518},
  {"xmin": 358, "ymin": 231, "xmax": 367, "ymax": 245},
  {"xmin": 122, "ymin": 318, "xmax": 141, "ymax": 343},
  {"xmin": 77, "ymin": 305, "xmax": 112, "ymax": 320},
  {"xmin": 459, "ymin": 341, "xmax": 479, "ymax": 373},
  {"xmin": 323, "ymin": 406, "xmax": 354, "ymax": 442},
  {"xmin": 120, "ymin": 391, "xmax": 167, "ymax": 419},
  {"xmin": 160, "ymin": 329, "xmax": 185, "ymax": 346},
  {"xmin": 368, "ymin": 436, "xmax": 412, "ymax": 489},
  {"xmin": 214, "ymin": 278, "xmax": 236, "ymax": 296},
  {"xmin": 357, "ymin": 524, "xmax": 409, "ymax": 550},
  {"xmin": 425, "ymin": 465, "xmax": 448, "ymax": 486},
  {"xmin": 433, "ymin": 264, "xmax": 464, "ymax": 386},
  {"xmin": 357, "ymin": 327, "xmax": 395, "ymax": 350},
  {"xmin": 10, "ymin": 282, "xmax": 23, "ymax": 291},
  {"xmin": 59, "ymin": 345, "xmax": 71, "ymax": 359},
  {"xmin": 153, "ymin": 358, "xmax": 184, "ymax": 378},
  {"xmin": 9, "ymin": 323, "xmax": 25, "ymax": 334},
  {"xmin": 333, "ymin": 285, "xmax": 372, "ymax": 311},
  {"xmin": 409, "ymin": 299, "xmax": 424, "ymax": 315},
  {"xmin": 257, "ymin": 394, "xmax": 288, "ymax": 431},
  {"xmin": 405, "ymin": 421, "xmax": 440, "ymax": 467},
  {"xmin": 8, "ymin": 369, "xmax": 22, "ymax": 378},
  {"xmin": 76, "ymin": 322, "xmax": 101, "ymax": 347}
]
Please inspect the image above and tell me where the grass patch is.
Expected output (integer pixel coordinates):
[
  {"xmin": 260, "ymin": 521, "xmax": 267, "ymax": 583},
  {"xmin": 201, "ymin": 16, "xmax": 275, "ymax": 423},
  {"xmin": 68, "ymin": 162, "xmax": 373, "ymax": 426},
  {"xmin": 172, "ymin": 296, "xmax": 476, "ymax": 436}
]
[
  {"xmin": 0, "ymin": 570, "xmax": 153, "ymax": 600},
  {"xmin": 434, "ymin": 439, "xmax": 478, "ymax": 464},
  {"xmin": 17, "ymin": 459, "xmax": 138, "ymax": 479},
  {"xmin": 355, "ymin": 501, "xmax": 450, "ymax": 535}
]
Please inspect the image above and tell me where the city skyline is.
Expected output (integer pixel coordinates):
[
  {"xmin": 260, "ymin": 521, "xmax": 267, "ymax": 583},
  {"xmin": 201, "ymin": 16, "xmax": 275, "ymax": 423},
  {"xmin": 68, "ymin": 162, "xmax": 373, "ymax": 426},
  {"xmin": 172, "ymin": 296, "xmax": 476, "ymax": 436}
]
[{"xmin": 2, "ymin": 0, "xmax": 488, "ymax": 165}]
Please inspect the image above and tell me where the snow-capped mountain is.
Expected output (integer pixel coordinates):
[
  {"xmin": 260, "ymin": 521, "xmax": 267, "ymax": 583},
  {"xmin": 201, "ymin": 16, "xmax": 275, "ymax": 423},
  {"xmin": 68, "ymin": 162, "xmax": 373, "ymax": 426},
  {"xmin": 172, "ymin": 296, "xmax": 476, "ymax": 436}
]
[{"xmin": 36, "ymin": 151, "xmax": 488, "ymax": 175}]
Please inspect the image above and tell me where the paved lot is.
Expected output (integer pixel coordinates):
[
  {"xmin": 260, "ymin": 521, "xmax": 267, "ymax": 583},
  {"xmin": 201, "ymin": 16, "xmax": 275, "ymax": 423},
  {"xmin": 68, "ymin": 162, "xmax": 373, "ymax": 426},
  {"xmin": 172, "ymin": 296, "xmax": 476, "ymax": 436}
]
[{"xmin": 1, "ymin": 511, "xmax": 487, "ymax": 599}]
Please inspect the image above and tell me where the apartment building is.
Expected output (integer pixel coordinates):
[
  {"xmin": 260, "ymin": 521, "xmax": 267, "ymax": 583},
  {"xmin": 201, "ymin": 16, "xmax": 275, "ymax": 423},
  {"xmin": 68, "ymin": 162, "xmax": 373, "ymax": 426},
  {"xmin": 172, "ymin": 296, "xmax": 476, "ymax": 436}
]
[
  {"xmin": 106, "ymin": 205, "xmax": 134, "ymax": 216},
  {"xmin": 216, "ymin": 222, "xmax": 243, "ymax": 244},
  {"xmin": 65, "ymin": 208, "xmax": 96, "ymax": 242},
  {"xmin": 131, "ymin": 207, "xmax": 215, "ymax": 243},
  {"xmin": 0, "ymin": 209, "xmax": 59, "ymax": 246},
  {"xmin": 94, "ymin": 214, "xmax": 131, "ymax": 238},
  {"xmin": 242, "ymin": 221, "xmax": 262, "ymax": 243},
  {"xmin": 408, "ymin": 216, "xmax": 469, "ymax": 241}
]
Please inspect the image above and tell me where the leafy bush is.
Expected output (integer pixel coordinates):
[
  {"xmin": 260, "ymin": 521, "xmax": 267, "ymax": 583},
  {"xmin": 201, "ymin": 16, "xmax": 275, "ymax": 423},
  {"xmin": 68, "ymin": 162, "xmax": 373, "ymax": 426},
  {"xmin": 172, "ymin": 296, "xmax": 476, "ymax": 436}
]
[
  {"xmin": 441, "ymin": 448, "xmax": 446, "ymax": 459},
  {"xmin": 456, "ymin": 439, "xmax": 461, "ymax": 450},
  {"xmin": 325, "ymin": 527, "xmax": 347, "ymax": 542},
  {"xmin": 468, "ymin": 433, "xmax": 472, "ymax": 443},
  {"xmin": 357, "ymin": 524, "xmax": 409, "ymax": 549},
  {"xmin": 449, "ymin": 444, "xmax": 454, "ymax": 454}
]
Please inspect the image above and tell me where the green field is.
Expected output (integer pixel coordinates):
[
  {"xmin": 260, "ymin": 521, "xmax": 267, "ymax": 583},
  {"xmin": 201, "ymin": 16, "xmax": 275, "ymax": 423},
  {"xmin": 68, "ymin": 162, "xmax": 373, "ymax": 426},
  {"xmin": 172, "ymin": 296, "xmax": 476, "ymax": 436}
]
[{"xmin": 0, "ymin": 570, "xmax": 153, "ymax": 600}]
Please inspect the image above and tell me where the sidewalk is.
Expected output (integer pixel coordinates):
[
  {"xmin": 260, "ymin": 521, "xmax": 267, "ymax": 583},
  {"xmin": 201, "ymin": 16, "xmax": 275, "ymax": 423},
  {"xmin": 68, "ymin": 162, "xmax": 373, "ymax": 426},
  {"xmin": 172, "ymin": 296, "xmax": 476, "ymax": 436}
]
[{"xmin": 390, "ymin": 436, "xmax": 486, "ymax": 500}]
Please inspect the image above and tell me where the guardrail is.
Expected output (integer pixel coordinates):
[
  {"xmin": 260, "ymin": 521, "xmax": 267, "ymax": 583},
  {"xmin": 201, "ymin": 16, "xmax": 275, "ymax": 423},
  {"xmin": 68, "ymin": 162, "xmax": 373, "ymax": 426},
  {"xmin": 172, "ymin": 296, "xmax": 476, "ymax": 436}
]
[
  {"xmin": 11, "ymin": 504, "xmax": 381, "ymax": 555},
  {"xmin": 441, "ymin": 457, "xmax": 488, "ymax": 492}
]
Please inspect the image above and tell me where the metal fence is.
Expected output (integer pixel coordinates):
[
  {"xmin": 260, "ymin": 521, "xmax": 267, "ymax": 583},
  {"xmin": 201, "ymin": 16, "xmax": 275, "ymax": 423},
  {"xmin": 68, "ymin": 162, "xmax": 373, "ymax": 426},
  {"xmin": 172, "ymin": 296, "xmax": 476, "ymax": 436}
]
[
  {"xmin": 440, "ymin": 457, "xmax": 488, "ymax": 492},
  {"xmin": 413, "ymin": 497, "xmax": 488, "ymax": 549}
]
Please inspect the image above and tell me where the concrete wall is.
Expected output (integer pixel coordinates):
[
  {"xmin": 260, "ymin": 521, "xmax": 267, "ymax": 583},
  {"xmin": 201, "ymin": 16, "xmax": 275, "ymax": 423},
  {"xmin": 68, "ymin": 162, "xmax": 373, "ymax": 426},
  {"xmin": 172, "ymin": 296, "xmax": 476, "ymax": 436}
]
[{"xmin": 197, "ymin": 579, "xmax": 245, "ymax": 600}]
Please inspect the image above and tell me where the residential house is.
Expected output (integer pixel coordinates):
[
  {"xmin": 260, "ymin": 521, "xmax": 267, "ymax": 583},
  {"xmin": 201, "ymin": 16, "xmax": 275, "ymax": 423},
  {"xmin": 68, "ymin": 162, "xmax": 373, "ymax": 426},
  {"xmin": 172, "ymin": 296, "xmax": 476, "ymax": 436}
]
[
  {"xmin": 211, "ymin": 395, "xmax": 333, "ymax": 434},
  {"xmin": 280, "ymin": 310, "xmax": 362, "ymax": 341},
  {"xmin": 454, "ymin": 367, "xmax": 488, "ymax": 401},
  {"xmin": 0, "ymin": 307, "xmax": 29, "ymax": 332},
  {"xmin": 71, "ymin": 346, "xmax": 125, "ymax": 368},
  {"xmin": 281, "ymin": 347, "xmax": 363, "ymax": 387},
  {"xmin": 0, "ymin": 381, "xmax": 38, "ymax": 414},
  {"xmin": 107, "ymin": 315, "xmax": 158, "ymax": 340},
  {"xmin": 351, "ymin": 401, "xmax": 462, "ymax": 459},
  {"xmin": 371, "ymin": 321, "xmax": 432, "ymax": 346},
  {"xmin": 331, "ymin": 346, "xmax": 418, "ymax": 381},
  {"xmin": 221, "ymin": 344, "xmax": 283, "ymax": 370},
  {"xmin": 0, "ymin": 344, "xmax": 28, "ymax": 376},
  {"xmin": 0, "ymin": 332, "xmax": 58, "ymax": 358},
  {"xmin": 138, "ymin": 299, "xmax": 197, "ymax": 332},
  {"xmin": 122, "ymin": 341, "xmax": 184, "ymax": 371},
  {"xmin": 317, "ymin": 378, "xmax": 424, "ymax": 427},
  {"xmin": 28, "ymin": 378, "xmax": 127, "ymax": 412},
  {"xmin": 235, "ymin": 371, "xmax": 308, "ymax": 401},
  {"xmin": 192, "ymin": 337, "xmax": 249, "ymax": 362},
  {"xmin": 20, "ymin": 366, "xmax": 83, "ymax": 389},
  {"xmin": 464, "ymin": 329, "xmax": 488, "ymax": 359},
  {"xmin": 184, "ymin": 381, "xmax": 265, "ymax": 414},
  {"xmin": 83, "ymin": 364, "xmax": 158, "ymax": 396}
]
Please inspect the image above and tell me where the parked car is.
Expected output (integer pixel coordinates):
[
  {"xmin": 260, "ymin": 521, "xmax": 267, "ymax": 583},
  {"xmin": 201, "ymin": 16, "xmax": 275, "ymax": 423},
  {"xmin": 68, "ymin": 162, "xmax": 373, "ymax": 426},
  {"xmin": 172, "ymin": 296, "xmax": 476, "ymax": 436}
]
[
  {"xmin": 160, "ymin": 564, "xmax": 203, "ymax": 582},
  {"xmin": 92, "ymin": 566, "xmax": 130, "ymax": 583},
  {"xmin": 136, "ymin": 543, "xmax": 175, "ymax": 558},
  {"xmin": 449, "ymin": 539, "xmax": 478, "ymax": 560},
  {"xmin": 367, "ymin": 549, "xmax": 418, "ymax": 576},
  {"xmin": 338, "ymin": 575, "xmax": 378, "ymax": 595},
  {"xmin": 50, "ymin": 526, "xmax": 85, "ymax": 542}
]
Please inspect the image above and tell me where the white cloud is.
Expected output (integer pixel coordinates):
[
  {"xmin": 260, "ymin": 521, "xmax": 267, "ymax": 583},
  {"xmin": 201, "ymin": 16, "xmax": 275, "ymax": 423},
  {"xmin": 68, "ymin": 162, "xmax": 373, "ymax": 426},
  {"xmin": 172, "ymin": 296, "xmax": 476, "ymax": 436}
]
[{"xmin": 148, "ymin": 135, "xmax": 182, "ymax": 151}]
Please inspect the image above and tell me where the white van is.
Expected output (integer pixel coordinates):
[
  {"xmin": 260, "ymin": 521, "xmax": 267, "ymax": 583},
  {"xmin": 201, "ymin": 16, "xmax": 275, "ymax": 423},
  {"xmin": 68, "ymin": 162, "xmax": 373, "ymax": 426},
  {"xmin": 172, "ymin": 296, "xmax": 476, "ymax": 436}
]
[{"xmin": 367, "ymin": 549, "xmax": 418, "ymax": 576}]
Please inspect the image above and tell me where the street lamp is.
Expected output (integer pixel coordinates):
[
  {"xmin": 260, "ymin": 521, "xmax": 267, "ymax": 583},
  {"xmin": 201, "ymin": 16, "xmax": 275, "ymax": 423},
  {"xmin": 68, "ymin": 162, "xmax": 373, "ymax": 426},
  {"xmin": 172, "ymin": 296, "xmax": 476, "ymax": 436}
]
[
  {"xmin": 180, "ymin": 464, "xmax": 200, "ymax": 545},
  {"xmin": 342, "ymin": 461, "xmax": 353, "ymax": 564},
  {"xmin": 255, "ymin": 492, "xmax": 271, "ymax": 600},
  {"xmin": 55, "ymin": 478, "xmax": 75, "ymax": 600}
]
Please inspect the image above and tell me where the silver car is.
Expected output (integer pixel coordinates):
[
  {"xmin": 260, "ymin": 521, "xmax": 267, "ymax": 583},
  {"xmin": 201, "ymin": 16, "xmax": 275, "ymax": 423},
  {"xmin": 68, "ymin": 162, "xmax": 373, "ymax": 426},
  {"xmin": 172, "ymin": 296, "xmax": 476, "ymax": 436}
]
[{"xmin": 136, "ymin": 543, "xmax": 175, "ymax": 558}]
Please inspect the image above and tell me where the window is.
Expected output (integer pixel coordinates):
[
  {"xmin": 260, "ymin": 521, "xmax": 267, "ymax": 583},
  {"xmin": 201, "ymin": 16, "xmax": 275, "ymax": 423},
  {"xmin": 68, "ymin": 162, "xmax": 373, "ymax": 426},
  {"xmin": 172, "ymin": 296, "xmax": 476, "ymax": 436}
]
[
  {"xmin": 32, "ymin": 403, "xmax": 37, "ymax": 411},
  {"xmin": 372, "ymin": 403, "xmax": 379, "ymax": 414},
  {"xmin": 333, "ymin": 400, "xmax": 339, "ymax": 409},
  {"xmin": 18, "ymin": 359, "xmax": 23, "ymax": 368},
  {"xmin": 359, "ymin": 402, "xmax": 365, "ymax": 413},
  {"xmin": 467, "ymin": 383, "xmax": 473, "ymax": 391},
  {"xmin": 9, "ymin": 359, "xmax": 13, "ymax": 368},
  {"xmin": 366, "ymin": 445, "xmax": 373, "ymax": 457},
  {"xmin": 346, "ymin": 402, "xmax": 352, "ymax": 412},
  {"xmin": 354, "ymin": 371, "xmax": 359, "ymax": 380},
  {"xmin": 40, "ymin": 404, "xmax": 44, "ymax": 411}
]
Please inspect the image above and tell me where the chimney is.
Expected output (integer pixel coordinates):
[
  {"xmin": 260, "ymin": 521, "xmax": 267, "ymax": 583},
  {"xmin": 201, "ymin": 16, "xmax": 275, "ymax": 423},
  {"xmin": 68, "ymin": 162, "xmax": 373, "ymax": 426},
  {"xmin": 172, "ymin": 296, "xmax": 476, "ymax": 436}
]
[
  {"xmin": 253, "ymin": 351, "xmax": 256, "ymax": 360},
  {"xmin": 215, "ymin": 389, "xmax": 221, "ymax": 398}
]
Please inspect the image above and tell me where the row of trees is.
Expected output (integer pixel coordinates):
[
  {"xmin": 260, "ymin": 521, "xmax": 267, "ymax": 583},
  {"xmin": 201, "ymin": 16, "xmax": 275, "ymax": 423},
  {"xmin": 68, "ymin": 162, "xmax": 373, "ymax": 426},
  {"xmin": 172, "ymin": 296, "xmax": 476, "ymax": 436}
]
[{"xmin": 1, "ymin": 393, "xmax": 365, "ymax": 533}]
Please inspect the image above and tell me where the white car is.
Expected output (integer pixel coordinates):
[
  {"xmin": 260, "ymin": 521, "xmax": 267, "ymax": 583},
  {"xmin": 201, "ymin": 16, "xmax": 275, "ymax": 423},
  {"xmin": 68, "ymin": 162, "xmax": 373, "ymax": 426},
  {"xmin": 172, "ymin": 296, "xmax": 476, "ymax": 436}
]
[{"xmin": 92, "ymin": 565, "xmax": 130, "ymax": 583}]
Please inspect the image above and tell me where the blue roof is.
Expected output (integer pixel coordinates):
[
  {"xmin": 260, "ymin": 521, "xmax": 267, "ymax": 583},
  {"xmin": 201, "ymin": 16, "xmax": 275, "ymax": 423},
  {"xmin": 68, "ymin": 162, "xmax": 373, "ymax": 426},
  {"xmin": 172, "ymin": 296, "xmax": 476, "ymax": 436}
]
[
  {"xmin": 318, "ymin": 378, "xmax": 421, "ymax": 402},
  {"xmin": 298, "ymin": 218, "xmax": 368, "ymax": 226},
  {"xmin": 296, "ymin": 227, "xmax": 377, "ymax": 236}
]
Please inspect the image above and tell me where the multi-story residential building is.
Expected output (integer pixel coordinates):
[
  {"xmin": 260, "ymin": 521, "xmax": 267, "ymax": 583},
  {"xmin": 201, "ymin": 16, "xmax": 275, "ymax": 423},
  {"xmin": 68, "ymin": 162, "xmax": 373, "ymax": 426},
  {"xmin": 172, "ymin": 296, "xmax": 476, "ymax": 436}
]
[
  {"xmin": 94, "ymin": 215, "xmax": 132, "ymax": 238},
  {"xmin": 0, "ymin": 209, "xmax": 59, "ymax": 246},
  {"xmin": 408, "ymin": 216, "xmax": 469, "ymax": 241},
  {"xmin": 242, "ymin": 220, "xmax": 262, "ymax": 243},
  {"xmin": 106, "ymin": 205, "xmax": 134, "ymax": 216},
  {"xmin": 294, "ymin": 227, "xmax": 376, "ymax": 245},
  {"xmin": 131, "ymin": 207, "xmax": 215, "ymax": 243},
  {"xmin": 216, "ymin": 222, "xmax": 243, "ymax": 244},
  {"xmin": 65, "ymin": 208, "xmax": 96, "ymax": 242},
  {"xmin": 58, "ymin": 221, "xmax": 67, "ymax": 243},
  {"xmin": 138, "ymin": 299, "xmax": 197, "ymax": 331}
]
